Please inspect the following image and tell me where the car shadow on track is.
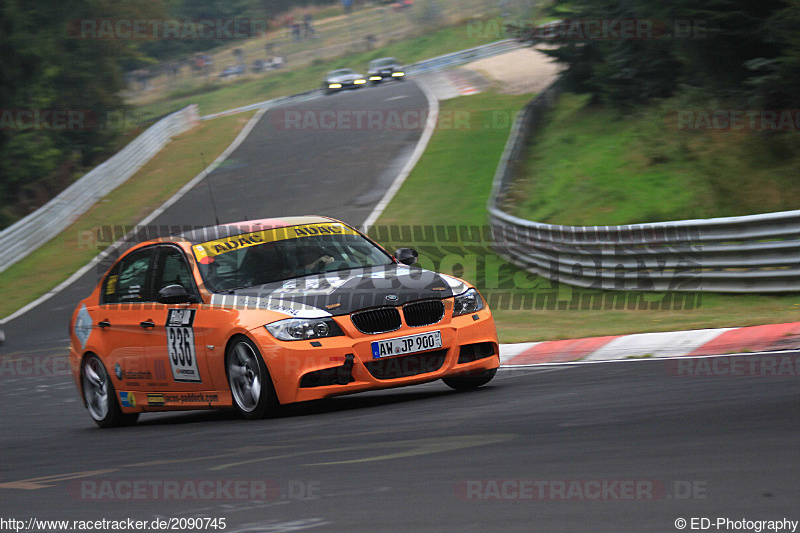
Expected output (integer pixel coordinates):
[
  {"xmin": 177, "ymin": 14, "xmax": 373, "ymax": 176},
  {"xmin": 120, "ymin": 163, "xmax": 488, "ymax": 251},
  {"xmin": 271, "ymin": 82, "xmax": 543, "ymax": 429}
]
[{"xmin": 130, "ymin": 384, "xmax": 492, "ymax": 427}]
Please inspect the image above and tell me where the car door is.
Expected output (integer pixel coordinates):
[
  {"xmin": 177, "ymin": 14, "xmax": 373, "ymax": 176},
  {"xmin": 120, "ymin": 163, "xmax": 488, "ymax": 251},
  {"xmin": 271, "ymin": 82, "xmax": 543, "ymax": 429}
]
[
  {"xmin": 144, "ymin": 245, "xmax": 213, "ymax": 394},
  {"xmin": 95, "ymin": 246, "xmax": 158, "ymax": 394}
]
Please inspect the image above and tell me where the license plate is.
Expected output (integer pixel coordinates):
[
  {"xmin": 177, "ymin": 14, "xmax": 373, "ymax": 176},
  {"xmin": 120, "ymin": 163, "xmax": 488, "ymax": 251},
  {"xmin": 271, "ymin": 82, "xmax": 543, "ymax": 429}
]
[{"xmin": 371, "ymin": 331, "xmax": 442, "ymax": 359}]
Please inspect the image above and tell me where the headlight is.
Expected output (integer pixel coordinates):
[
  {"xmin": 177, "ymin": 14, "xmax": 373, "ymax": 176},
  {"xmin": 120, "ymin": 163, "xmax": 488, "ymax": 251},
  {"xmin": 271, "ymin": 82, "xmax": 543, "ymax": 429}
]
[
  {"xmin": 452, "ymin": 288, "xmax": 484, "ymax": 317},
  {"xmin": 266, "ymin": 318, "xmax": 344, "ymax": 341}
]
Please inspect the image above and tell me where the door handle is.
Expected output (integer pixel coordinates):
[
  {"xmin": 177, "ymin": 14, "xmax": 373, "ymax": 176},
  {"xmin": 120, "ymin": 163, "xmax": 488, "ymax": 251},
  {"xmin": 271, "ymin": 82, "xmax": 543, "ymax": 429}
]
[
  {"xmin": 140, "ymin": 320, "xmax": 155, "ymax": 329},
  {"xmin": 98, "ymin": 320, "xmax": 111, "ymax": 329}
]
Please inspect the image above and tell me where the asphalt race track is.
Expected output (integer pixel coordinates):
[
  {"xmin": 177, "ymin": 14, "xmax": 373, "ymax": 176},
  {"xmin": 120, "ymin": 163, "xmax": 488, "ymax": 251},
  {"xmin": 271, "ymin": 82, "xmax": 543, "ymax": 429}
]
[
  {"xmin": 1, "ymin": 81, "xmax": 798, "ymax": 532},
  {"xmin": 1, "ymin": 359, "xmax": 798, "ymax": 532}
]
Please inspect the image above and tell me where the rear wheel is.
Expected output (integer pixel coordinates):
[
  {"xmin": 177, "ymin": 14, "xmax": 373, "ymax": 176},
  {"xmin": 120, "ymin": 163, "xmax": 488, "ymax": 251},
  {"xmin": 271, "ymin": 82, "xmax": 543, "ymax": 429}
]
[
  {"xmin": 81, "ymin": 355, "xmax": 139, "ymax": 428},
  {"xmin": 226, "ymin": 337, "xmax": 278, "ymax": 419},
  {"xmin": 442, "ymin": 368, "xmax": 497, "ymax": 391}
]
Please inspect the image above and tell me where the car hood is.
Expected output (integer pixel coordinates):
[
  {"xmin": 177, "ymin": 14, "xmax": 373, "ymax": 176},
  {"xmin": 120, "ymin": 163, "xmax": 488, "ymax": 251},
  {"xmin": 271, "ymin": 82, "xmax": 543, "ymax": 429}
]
[{"xmin": 209, "ymin": 264, "xmax": 469, "ymax": 318}]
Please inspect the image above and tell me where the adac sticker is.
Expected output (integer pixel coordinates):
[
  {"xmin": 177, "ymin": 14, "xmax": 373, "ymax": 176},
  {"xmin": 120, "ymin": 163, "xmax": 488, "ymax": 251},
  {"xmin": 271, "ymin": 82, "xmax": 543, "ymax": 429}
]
[
  {"xmin": 192, "ymin": 223, "xmax": 359, "ymax": 261},
  {"xmin": 119, "ymin": 391, "xmax": 136, "ymax": 408}
]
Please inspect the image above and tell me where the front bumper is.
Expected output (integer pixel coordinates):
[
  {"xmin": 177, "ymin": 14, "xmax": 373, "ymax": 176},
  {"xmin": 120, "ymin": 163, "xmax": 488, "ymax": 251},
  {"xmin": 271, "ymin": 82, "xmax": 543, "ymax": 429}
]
[
  {"xmin": 369, "ymin": 71, "xmax": 405, "ymax": 82},
  {"xmin": 327, "ymin": 79, "xmax": 367, "ymax": 91},
  {"xmin": 253, "ymin": 308, "xmax": 499, "ymax": 404}
]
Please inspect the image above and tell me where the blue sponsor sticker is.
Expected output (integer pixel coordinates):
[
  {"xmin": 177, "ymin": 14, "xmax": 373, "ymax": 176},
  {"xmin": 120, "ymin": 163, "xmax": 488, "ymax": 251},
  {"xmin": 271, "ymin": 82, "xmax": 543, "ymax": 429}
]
[
  {"xmin": 119, "ymin": 391, "xmax": 136, "ymax": 408},
  {"xmin": 73, "ymin": 304, "xmax": 92, "ymax": 349}
]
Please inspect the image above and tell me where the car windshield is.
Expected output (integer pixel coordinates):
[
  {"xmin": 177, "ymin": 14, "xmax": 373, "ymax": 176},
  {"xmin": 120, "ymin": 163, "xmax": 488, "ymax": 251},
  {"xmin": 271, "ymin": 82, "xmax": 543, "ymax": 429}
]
[
  {"xmin": 372, "ymin": 59, "xmax": 396, "ymax": 68},
  {"xmin": 330, "ymin": 69, "xmax": 354, "ymax": 76},
  {"xmin": 191, "ymin": 223, "xmax": 394, "ymax": 292}
]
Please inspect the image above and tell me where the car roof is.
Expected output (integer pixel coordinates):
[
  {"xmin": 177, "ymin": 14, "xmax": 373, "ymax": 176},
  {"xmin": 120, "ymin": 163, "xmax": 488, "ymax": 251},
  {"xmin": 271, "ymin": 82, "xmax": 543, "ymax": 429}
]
[{"xmin": 180, "ymin": 216, "xmax": 339, "ymax": 244}]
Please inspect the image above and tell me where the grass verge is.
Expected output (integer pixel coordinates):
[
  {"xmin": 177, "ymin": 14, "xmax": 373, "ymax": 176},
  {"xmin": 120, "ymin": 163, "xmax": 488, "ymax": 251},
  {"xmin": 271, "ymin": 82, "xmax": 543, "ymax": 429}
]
[
  {"xmin": 508, "ymin": 93, "xmax": 800, "ymax": 225},
  {"xmin": 0, "ymin": 112, "xmax": 255, "ymax": 320},
  {"xmin": 373, "ymin": 92, "xmax": 800, "ymax": 343}
]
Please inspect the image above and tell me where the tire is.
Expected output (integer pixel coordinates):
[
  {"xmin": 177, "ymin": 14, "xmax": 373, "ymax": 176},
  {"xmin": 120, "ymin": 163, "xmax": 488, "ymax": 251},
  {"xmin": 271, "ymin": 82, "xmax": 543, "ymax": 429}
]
[
  {"xmin": 442, "ymin": 368, "xmax": 497, "ymax": 391},
  {"xmin": 226, "ymin": 336, "xmax": 278, "ymax": 419},
  {"xmin": 81, "ymin": 355, "xmax": 139, "ymax": 428}
]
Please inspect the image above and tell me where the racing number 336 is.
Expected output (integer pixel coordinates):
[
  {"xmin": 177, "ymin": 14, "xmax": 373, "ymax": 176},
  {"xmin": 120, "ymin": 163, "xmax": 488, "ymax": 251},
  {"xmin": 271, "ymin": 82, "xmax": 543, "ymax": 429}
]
[{"xmin": 166, "ymin": 309, "xmax": 201, "ymax": 382}]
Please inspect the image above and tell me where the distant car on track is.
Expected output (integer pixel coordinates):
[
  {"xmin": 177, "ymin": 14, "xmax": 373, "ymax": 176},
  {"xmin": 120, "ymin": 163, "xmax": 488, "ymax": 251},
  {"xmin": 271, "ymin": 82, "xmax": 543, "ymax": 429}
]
[
  {"xmin": 69, "ymin": 216, "xmax": 500, "ymax": 427},
  {"xmin": 322, "ymin": 68, "xmax": 367, "ymax": 94},
  {"xmin": 367, "ymin": 57, "xmax": 406, "ymax": 84}
]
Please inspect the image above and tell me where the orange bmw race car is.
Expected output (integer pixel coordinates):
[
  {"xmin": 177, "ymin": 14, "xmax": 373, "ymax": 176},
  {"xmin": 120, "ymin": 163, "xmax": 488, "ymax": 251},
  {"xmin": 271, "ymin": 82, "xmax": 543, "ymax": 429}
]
[{"xmin": 69, "ymin": 216, "xmax": 499, "ymax": 427}]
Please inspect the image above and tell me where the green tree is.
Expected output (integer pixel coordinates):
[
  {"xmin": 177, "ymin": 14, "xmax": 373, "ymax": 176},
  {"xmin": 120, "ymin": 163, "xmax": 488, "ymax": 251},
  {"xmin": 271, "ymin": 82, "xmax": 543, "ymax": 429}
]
[
  {"xmin": 0, "ymin": 0, "xmax": 164, "ymax": 227},
  {"xmin": 747, "ymin": 0, "xmax": 800, "ymax": 108},
  {"xmin": 539, "ymin": 0, "xmax": 789, "ymax": 108}
]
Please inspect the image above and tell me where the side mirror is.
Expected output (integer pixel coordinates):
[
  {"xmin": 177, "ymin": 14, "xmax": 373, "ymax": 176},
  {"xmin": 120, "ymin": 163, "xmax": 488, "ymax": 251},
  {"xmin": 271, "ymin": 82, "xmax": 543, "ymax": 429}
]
[
  {"xmin": 157, "ymin": 284, "xmax": 192, "ymax": 305},
  {"xmin": 395, "ymin": 248, "xmax": 418, "ymax": 266}
]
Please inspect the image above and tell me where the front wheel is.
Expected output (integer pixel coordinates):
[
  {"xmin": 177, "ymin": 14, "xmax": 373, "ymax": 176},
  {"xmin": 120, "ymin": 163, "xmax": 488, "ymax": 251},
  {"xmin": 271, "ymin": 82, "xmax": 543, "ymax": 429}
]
[
  {"xmin": 226, "ymin": 337, "xmax": 278, "ymax": 419},
  {"xmin": 442, "ymin": 368, "xmax": 497, "ymax": 391},
  {"xmin": 81, "ymin": 355, "xmax": 139, "ymax": 428}
]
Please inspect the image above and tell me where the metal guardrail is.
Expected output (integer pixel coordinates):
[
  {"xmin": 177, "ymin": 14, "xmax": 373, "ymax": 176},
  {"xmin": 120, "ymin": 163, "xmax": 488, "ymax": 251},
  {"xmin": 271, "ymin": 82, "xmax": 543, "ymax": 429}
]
[
  {"xmin": 0, "ymin": 105, "xmax": 199, "ymax": 274},
  {"xmin": 487, "ymin": 84, "xmax": 800, "ymax": 292},
  {"xmin": 406, "ymin": 39, "xmax": 523, "ymax": 75}
]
